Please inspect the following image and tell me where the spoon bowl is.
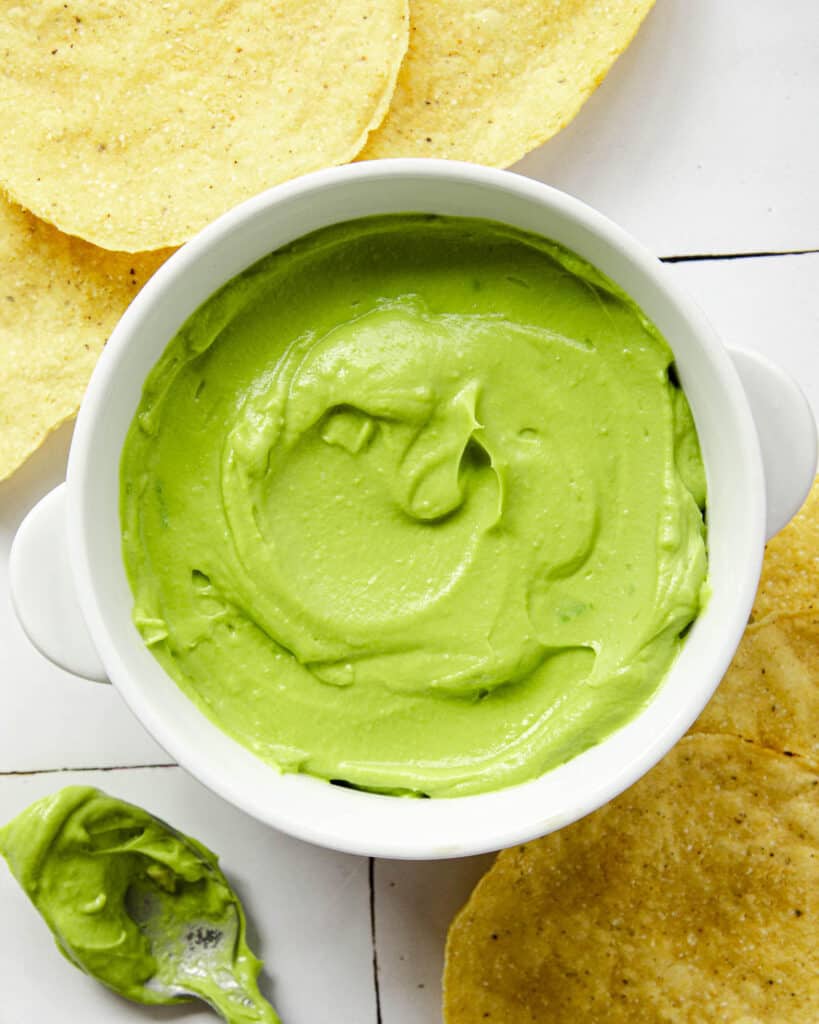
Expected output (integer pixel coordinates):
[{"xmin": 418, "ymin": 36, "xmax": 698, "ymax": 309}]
[{"xmin": 126, "ymin": 874, "xmax": 280, "ymax": 1023}]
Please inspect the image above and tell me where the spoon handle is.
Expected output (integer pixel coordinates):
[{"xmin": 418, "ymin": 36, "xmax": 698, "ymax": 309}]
[{"xmin": 185, "ymin": 975, "xmax": 282, "ymax": 1024}]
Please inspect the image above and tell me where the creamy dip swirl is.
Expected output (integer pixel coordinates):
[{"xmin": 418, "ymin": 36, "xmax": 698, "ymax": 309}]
[{"xmin": 121, "ymin": 215, "xmax": 707, "ymax": 797}]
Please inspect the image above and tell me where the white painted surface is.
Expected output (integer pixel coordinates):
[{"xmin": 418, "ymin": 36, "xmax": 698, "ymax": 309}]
[
  {"xmin": 513, "ymin": 0, "xmax": 819, "ymax": 256},
  {"xmin": 372, "ymin": 857, "xmax": 494, "ymax": 1024},
  {"xmin": 1, "ymin": 4, "xmax": 819, "ymax": 1021}
]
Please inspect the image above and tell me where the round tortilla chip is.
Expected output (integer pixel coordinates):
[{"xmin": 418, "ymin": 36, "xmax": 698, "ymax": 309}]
[
  {"xmin": 752, "ymin": 476, "xmax": 819, "ymax": 622},
  {"xmin": 444, "ymin": 735, "xmax": 819, "ymax": 1024},
  {"xmin": 360, "ymin": 0, "xmax": 655, "ymax": 165},
  {"xmin": 0, "ymin": 191, "xmax": 172, "ymax": 481},
  {"xmin": 0, "ymin": 1, "xmax": 408, "ymax": 252},
  {"xmin": 691, "ymin": 612, "xmax": 819, "ymax": 768}
]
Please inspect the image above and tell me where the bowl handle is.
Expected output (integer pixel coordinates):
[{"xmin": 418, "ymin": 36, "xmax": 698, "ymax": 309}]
[
  {"xmin": 9, "ymin": 483, "xmax": 108, "ymax": 683},
  {"xmin": 729, "ymin": 348, "xmax": 818, "ymax": 540}
]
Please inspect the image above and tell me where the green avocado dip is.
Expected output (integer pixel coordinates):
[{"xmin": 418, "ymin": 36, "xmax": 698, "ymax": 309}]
[
  {"xmin": 120, "ymin": 214, "xmax": 707, "ymax": 798},
  {"xmin": 0, "ymin": 787, "xmax": 279, "ymax": 1022}
]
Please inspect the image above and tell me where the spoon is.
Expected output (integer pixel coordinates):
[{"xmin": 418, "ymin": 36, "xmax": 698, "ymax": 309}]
[
  {"xmin": 126, "ymin": 876, "xmax": 281, "ymax": 1024},
  {"xmin": 0, "ymin": 786, "xmax": 282, "ymax": 1024}
]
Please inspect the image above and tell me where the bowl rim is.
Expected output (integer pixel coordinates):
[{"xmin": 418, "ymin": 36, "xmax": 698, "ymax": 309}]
[{"xmin": 66, "ymin": 159, "xmax": 766, "ymax": 859}]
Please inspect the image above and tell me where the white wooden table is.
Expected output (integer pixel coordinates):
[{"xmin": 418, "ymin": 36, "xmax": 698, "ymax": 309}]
[{"xmin": 2, "ymin": 2, "xmax": 818, "ymax": 1020}]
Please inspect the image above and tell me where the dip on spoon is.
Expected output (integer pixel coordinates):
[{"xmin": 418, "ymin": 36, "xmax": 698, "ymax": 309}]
[{"xmin": 0, "ymin": 786, "xmax": 280, "ymax": 1023}]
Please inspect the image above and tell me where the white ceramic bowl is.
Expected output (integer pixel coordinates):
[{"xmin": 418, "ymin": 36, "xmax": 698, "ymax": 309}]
[{"xmin": 10, "ymin": 161, "xmax": 817, "ymax": 859}]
